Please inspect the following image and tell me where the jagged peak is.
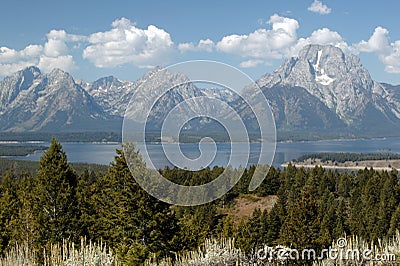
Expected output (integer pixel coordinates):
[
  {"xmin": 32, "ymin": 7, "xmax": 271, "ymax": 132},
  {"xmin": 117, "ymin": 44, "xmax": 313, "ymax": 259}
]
[
  {"xmin": 0, "ymin": 66, "xmax": 41, "ymax": 94},
  {"xmin": 298, "ymin": 44, "xmax": 344, "ymax": 58},
  {"xmin": 269, "ymin": 44, "xmax": 369, "ymax": 84},
  {"xmin": 20, "ymin": 66, "xmax": 41, "ymax": 76},
  {"xmin": 96, "ymin": 75, "xmax": 119, "ymax": 81},
  {"xmin": 48, "ymin": 68, "xmax": 69, "ymax": 76},
  {"xmin": 46, "ymin": 68, "xmax": 76, "ymax": 85},
  {"xmin": 92, "ymin": 75, "xmax": 123, "ymax": 86},
  {"xmin": 5, "ymin": 66, "xmax": 42, "ymax": 81}
]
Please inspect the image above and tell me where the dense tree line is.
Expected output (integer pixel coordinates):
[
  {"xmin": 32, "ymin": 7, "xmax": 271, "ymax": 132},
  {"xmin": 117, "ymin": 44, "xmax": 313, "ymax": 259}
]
[
  {"xmin": 0, "ymin": 138, "xmax": 399, "ymax": 264},
  {"xmin": 0, "ymin": 145, "xmax": 47, "ymax": 156},
  {"xmin": 0, "ymin": 159, "xmax": 108, "ymax": 181},
  {"xmin": 295, "ymin": 152, "xmax": 400, "ymax": 163}
]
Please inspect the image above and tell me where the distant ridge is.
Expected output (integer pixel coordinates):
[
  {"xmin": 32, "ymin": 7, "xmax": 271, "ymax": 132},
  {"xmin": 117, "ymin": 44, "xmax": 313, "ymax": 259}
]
[{"xmin": 1, "ymin": 44, "xmax": 400, "ymax": 138}]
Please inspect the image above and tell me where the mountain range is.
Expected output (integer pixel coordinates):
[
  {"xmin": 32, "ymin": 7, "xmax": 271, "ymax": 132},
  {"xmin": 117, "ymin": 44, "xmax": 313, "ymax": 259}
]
[
  {"xmin": 0, "ymin": 44, "xmax": 399, "ymax": 139},
  {"xmin": 258, "ymin": 44, "xmax": 400, "ymax": 137}
]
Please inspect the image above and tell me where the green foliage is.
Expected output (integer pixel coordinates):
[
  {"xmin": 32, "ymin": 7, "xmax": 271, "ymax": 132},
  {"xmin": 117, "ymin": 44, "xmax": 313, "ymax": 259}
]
[
  {"xmin": 280, "ymin": 188, "xmax": 321, "ymax": 250},
  {"xmin": 0, "ymin": 145, "xmax": 46, "ymax": 156},
  {"xmin": 32, "ymin": 137, "xmax": 79, "ymax": 245},
  {"xmin": 1, "ymin": 138, "xmax": 400, "ymax": 264},
  {"xmin": 87, "ymin": 144, "xmax": 177, "ymax": 264},
  {"xmin": 388, "ymin": 205, "xmax": 400, "ymax": 237},
  {"xmin": 0, "ymin": 170, "xmax": 19, "ymax": 254},
  {"xmin": 0, "ymin": 159, "xmax": 107, "ymax": 181},
  {"xmin": 234, "ymin": 208, "xmax": 269, "ymax": 253},
  {"xmin": 175, "ymin": 204, "xmax": 220, "ymax": 252}
]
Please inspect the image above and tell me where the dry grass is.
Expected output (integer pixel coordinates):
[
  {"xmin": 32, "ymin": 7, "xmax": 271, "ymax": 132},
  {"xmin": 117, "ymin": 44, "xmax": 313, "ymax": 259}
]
[
  {"xmin": 1, "ymin": 232, "xmax": 399, "ymax": 265},
  {"xmin": 145, "ymin": 238, "xmax": 244, "ymax": 266},
  {"xmin": 147, "ymin": 232, "xmax": 400, "ymax": 266},
  {"xmin": 315, "ymin": 232, "xmax": 400, "ymax": 265},
  {"xmin": 0, "ymin": 238, "xmax": 118, "ymax": 266},
  {"xmin": 224, "ymin": 194, "xmax": 278, "ymax": 221}
]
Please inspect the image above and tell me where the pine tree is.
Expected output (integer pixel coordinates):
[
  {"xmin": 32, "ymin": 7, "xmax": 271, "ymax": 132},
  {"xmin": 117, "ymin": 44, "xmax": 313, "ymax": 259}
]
[
  {"xmin": 280, "ymin": 187, "xmax": 320, "ymax": 251},
  {"xmin": 337, "ymin": 172, "xmax": 352, "ymax": 198},
  {"xmin": 0, "ymin": 170, "xmax": 19, "ymax": 254},
  {"xmin": 90, "ymin": 143, "xmax": 177, "ymax": 263},
  {"xmin": 333, "ymin": 197, "xmax": 349, "ymax": 239},
  {"xmin": 234, "ymin": 209, "xmax": 267, "ymax": 254},
  {"xmin": 12, "ymin": 174, "xmax": 36, "ymax": 252},
  {"xmin": 217, "ymin": 215, "xmax": 235, "ymax": 238},
  {"xmin": 377, "ymin": 171, "xmax": 398, "ymax": 238},
  {"xmin": 266, "ymin": 197, "xmax": 285, "ymax": 244},
  {"xmin": 318, "ymin": 189, "xmax": 336, "ymax": 247},
  {"xmin": 256, "ymin": 166, "xmax": 281, "ymax": 196},
  {"xmin": 388, "ymin": 205, "xmax": 400, "ymax": 237},
  {"xmin": 32, "ymin": 137, "xmax": 79, "ymax": 245},
  {"xmin": 75, "ymin": 169, "xmax": 97, "ymax": 239},
  {"xmin": 362, "ymin": 172, "xmax": 383, "ymax": 240},
  {"xmin": 176, "ymin": 204, "xmax": 218, "ymax": 251},
  {"xmin": 348, "ymin": 182, "xmax": 365, "ymax": 237}
]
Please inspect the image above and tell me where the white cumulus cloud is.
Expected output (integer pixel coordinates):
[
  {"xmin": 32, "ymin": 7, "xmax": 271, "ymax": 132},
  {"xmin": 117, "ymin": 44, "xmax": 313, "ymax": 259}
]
[
  {"xmin": 0, "ymin": 29, "xmax": 83, "ymax": 76},
  {"xmin": 355, "ymin": 26, "xmax": 390, "ymax": 53},
  {"xmin": 178, "ymin": 42, "xmax": 196, "ymax": 52},
  {"xmin": 239, "ymin": 59, "xmax": 264, "ymax": 68},
  {"xmin": 2, "ymin": 15, "xmax": 400, "ymax": 79},
  {"xmin": 215, "ymin": 15, "xmax": 354, "ymax": 68},
  {"xmin": 380, "ymin": 40, "xmax": 400, "ymax": 73},
  {"xmin": 354, "ymin": 27, "xmax": 400, "ymax": 74},
  {"xmin": 216, "ymin": 14, "xmax": 299, "ymax": 65},
  {"xmin": 46, "ymin": 29, "xmax": 87, "ymax": 42},
  {"xmin": 178, "ymin": 39, "xmax": 215, "ymax": 53},
  {"xmin": 0, "ymin": 61, "xmax": 38, "ymax": 76},
  {"xmin": 43, "ymin": 39, "xmax": 68, "ymax": 58},
  {"xmin": 83, "ymin": 17, "xmax": 174, "ymax": 68},
  {"xmin": 0, "ymin": 45, "xmax": 42, "ymax": 64},
  {"xmin": 38, "ymin": 55, "xmax": 75, "ymax": 73},
  {"xmin": 289, "ymin": 28, "xmax": 352, "ymax": 56},
  {"xmin": 308, "ymin": 0, "xmax": 332, "ymax": 15},
  {"xmin": 198, "ymin": 39, "xmax": 214, "ymax": 52},
  {"xmin": 0, "ymin": 45, "xmax": 43, "ymax": 75}
]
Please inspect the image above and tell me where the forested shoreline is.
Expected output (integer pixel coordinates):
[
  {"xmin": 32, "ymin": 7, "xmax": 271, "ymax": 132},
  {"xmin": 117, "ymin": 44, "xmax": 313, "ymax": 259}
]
[
  {"xmin": 0, "ymin": 138, "xmax": 399, "ymax": 264},
  {"xmin": 295, "ymin": 152, "xmax": 400, "ymax": 163}
]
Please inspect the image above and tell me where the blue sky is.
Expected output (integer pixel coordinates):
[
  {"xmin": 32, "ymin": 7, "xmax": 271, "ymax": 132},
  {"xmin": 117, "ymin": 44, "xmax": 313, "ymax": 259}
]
[{"xmin": 1, "ymin": 0, "xmax": 399, "ymax": 84}]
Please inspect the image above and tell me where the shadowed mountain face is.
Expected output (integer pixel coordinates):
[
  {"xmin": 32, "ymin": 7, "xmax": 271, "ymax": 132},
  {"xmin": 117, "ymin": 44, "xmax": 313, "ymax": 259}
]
[
  {"xmin": 261, "ymin": 85, "xmax": 347, "ymax": 132},
  {"xmin": 0, "ymin": 67, "xmax": 120, "ymax": 131},
  {"xmin": 0, "ymin": 44, "xmax": 400, "ymax": 137},
  {"xmin": 257, "ymin": 44, "xmax": 400, "ymax": 136}
]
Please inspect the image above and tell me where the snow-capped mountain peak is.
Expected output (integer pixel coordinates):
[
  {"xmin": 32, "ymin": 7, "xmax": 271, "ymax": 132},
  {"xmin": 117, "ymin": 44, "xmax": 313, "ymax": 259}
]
[
  {"xmin": 262, "ymin": 44, "xmax": 376, "ymax": 123},
  {"xmin": 1, "ymin": 45, "xmax": 400, "ymax": 137}
]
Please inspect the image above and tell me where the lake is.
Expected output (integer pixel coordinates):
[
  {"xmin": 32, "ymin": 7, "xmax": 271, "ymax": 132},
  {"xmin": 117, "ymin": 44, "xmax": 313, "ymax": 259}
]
[{"xmin": 8, "ymin": 137, "xmax": 400, "ymax": 169}]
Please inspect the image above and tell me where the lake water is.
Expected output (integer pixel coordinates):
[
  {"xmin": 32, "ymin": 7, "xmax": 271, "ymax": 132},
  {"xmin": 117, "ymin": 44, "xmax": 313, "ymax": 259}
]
[{"xmin": 9, "ymin": 137, "xmax": 400, "ymax": 168}]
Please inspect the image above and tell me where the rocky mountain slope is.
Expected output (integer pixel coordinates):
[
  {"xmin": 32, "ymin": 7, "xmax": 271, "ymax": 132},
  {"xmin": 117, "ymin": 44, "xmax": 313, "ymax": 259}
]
[
  {"xmin": 257, "ymin": 44, "xmax": 400, "ymax": 135},
  {"xmin": 0, "ymin": 67, "xmax": 119, "ymax": 131},
  {"xmin": 0, "ymin": 44, "xmax": 399, "ymax": 138}
]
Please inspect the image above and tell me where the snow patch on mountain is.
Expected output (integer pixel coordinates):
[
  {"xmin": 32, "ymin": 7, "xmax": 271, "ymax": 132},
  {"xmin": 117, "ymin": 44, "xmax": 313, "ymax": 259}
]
[
  {"xmin": 1, "ymin": 45, "xmax": 400, "ymax": 136},
  {"xmin": 312, "ymin": 50, "xmax": 335, "ymax": 86}
]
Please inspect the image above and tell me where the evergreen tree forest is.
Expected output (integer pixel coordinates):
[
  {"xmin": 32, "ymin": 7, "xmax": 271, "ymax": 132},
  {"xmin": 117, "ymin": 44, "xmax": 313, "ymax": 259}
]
[{"xmin": 0, "ymin": 138, "xmax": 400, "ymax": 264}]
